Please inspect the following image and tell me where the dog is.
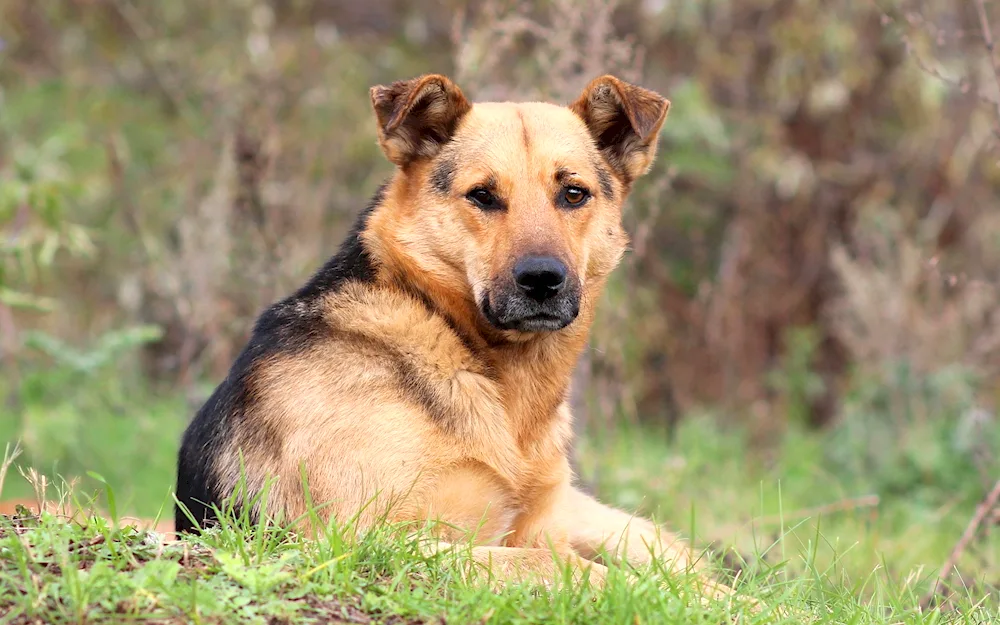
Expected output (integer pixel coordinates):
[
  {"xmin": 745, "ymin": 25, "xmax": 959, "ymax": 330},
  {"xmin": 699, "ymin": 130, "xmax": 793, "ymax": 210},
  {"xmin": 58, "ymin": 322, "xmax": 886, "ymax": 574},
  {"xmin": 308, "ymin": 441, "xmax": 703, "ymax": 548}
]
[{"xmin": 175, "ymin": 73, "xmax": 740, "ymax": 602}]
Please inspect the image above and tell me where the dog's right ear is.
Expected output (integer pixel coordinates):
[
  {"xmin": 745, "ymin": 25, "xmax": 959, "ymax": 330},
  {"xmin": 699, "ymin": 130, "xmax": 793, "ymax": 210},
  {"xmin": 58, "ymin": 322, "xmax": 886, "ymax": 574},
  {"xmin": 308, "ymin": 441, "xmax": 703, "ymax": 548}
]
[{"xmin": 370, "ymin": 74, "xmax": 472, "ymax": 168}]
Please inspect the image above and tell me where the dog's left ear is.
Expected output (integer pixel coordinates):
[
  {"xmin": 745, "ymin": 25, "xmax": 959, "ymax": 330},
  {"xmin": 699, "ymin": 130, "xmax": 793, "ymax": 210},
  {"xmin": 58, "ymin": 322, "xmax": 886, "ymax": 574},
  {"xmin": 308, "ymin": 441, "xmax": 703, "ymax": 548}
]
[
  {"xmin": 370, "ymin": 74, "xmax": 472, "ymax": 168},
  {"xmin": 570, "ymin": 75, "xmax": 670, "ymax": 184}
]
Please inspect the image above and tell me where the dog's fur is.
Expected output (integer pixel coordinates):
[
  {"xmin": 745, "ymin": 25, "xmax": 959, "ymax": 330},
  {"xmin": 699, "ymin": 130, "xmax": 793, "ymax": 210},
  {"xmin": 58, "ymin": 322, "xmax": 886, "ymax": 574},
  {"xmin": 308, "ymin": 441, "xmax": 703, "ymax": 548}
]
[{"xmin": 175, "ymin": 73, "xmax": 736, "ymax": 599}]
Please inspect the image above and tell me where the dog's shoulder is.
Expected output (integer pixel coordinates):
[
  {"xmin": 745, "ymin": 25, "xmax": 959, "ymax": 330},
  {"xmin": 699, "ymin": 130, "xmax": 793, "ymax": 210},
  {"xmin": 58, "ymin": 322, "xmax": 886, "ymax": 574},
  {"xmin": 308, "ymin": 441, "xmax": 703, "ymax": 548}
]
[
  {"xmin": 175, "ymin": 184, "xmax": 390, "ymax": 532},
  {"xmin": 250, "ymin": 182, "xmax": 387, "ymax": 356}
]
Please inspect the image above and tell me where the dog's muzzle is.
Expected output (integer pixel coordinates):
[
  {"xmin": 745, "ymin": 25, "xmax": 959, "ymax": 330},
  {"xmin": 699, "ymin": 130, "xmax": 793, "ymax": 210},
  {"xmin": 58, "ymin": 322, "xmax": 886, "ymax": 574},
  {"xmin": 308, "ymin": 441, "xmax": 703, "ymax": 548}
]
[{"xmin": 481, "ymin": 256, "xmax": 581, "ymax": 333}]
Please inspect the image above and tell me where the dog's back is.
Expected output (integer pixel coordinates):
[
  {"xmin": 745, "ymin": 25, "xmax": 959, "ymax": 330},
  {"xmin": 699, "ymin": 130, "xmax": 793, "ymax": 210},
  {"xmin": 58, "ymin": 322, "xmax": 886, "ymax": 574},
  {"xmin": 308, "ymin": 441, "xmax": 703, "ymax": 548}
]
[{"xmin": 175, "ymin": 193, "xmax": 383, "ymax": 532}]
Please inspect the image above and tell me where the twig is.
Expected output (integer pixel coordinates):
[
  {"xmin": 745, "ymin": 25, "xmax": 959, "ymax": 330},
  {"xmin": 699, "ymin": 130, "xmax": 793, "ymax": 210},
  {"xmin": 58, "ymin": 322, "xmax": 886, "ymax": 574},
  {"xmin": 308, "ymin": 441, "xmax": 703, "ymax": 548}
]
[
  {"xmin": 752, "ymin": 495, "xmax": 881, "ymax": 527},
  {"xmin": 874, "ymin": 1, "xmax": 1000, "ymax": 109},
  {"xmin": 923, "ymin": 478, "xmax": 1000, "ymax": 607},
  {"xmin": 973, "ymin": 0, "xmax": 1000, "ymax": 132},
  {"xmin": 0, "ymin": 443, "xmax": 23, "ymax": 502},
  {"xmin": 106, "ymin": 0, "xmax": 191, "ymax": 122},
  {"xmin": 714, "ymin": 495, "xmax": 881, "ymax": 537}
]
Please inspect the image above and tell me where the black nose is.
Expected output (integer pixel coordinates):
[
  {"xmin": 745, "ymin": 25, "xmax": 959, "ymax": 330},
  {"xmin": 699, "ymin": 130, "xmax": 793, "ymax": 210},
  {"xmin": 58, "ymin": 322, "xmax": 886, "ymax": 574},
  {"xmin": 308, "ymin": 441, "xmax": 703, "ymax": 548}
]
[{"xmin": 513, "ymin": 256, "xmax": 568, "ymax": 300}]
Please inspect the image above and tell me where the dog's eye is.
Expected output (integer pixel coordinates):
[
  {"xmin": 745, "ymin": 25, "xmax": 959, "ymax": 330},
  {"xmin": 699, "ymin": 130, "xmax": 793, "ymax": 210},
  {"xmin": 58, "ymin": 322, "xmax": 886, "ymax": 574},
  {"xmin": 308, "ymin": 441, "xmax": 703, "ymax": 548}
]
[
  {"xmin": 466, "ymin": 188, "xmax": 502, "ymax": 210},
  {"xmin": 561, "ymin": 186, "xmax": 590, "ymax": 208}
]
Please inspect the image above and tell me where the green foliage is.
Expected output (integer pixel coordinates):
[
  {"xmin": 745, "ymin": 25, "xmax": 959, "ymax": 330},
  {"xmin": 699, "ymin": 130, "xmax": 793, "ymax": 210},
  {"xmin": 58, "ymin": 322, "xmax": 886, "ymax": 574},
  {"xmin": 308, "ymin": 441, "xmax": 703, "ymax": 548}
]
[
  {"xmin": 827, "ymin": 362, "xmax": 998, "ymax": 503},
  {"xmin": 579, "ymin": 415, "xmax": 999, "ymax": 611},
  {"xmin": 767, "ymin": 327, "xmax": 827, "ymax": 427},
  {"xmin": 660, "ymin": 78, "xmax": 734, "ymax": 186},
  {"xmin": 22, "ymin": 325, "xmax": 163, "ymax": 377},
  {"xmin": 0, "ymin": 365, "xmax": 185, "ymax": 515},
  {"xmin": 0, "ymin": 371, "xmax": 996, "ymax": 621},
  {"xmin": 0, "ymin": 107, "xmax": 96, "ymax": 313}
]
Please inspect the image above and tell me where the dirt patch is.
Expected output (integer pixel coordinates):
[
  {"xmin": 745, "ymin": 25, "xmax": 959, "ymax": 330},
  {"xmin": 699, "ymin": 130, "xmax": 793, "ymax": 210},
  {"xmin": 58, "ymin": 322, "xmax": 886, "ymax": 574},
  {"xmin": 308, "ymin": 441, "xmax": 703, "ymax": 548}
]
[{"xmin": 269, "ymin": 595, "xmax": 441, "ymax": 625}]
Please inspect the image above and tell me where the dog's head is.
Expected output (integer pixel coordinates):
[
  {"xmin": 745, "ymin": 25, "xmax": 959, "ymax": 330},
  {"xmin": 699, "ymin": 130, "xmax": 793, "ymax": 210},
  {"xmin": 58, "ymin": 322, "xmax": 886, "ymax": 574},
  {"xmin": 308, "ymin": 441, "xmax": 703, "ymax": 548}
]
[{"xmin": 367, "ymin": 74, "xmax": 669, "ymax": 338}]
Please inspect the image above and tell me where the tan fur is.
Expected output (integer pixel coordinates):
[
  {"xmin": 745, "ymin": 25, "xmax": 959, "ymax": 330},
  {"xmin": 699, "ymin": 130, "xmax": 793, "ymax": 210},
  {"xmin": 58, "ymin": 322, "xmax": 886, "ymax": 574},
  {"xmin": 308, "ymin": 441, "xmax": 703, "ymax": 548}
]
[{"xmin": 210, "ymin": 73, "xmax": 754, "ymax": 609}]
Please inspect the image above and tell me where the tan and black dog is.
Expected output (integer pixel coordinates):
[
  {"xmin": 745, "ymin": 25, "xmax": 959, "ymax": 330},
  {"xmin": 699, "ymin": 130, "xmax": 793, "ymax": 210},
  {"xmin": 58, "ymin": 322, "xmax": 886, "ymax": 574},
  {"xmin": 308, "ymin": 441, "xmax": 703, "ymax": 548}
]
[{"xmin": 175, "ymin": 73, "xmax": 736, "ymax": 599}]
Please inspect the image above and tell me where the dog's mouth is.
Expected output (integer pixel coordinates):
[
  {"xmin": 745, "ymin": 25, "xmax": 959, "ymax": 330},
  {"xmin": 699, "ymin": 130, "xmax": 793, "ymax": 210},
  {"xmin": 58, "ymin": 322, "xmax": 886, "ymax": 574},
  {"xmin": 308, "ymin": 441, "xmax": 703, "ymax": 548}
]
[
  {"xmin": 479, "ymin": 292, "xmax": 580, "ymax": 334},
  {"xmin": 502, "ymin": 312, "xmax": 572, "ymax": 333}
]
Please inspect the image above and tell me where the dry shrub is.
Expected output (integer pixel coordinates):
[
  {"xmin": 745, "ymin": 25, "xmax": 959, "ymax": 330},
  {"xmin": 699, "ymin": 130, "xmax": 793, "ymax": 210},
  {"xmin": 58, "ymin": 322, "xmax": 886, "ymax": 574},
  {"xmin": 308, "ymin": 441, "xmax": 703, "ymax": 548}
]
[
  {"xmin": 829, "ymin": 215, "xmax": 1000, "ymax": 385},
  {"xmin": 450, "ymin": 0, "xmax": 643, "ymax": 102},
  {"xmin": 127, "ymin": 4, "xmax": 392, "ymax": 383},
  {"xmin": 825, "ymin": 0, "xmax": 1000, "ymax": 418},
  {"xmin": 2, "ymin": 1, "xmax": 420, "ymax": 384},
  {"xmin": 620, "ymin": 0, "xmax": 1000, "ymax": 436}
]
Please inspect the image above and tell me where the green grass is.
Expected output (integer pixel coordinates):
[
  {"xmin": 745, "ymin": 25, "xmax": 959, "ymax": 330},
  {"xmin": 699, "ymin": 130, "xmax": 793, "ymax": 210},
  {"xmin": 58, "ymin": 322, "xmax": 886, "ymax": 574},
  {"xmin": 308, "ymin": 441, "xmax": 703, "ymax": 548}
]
[
  {"xmin": 0, "ymin": 386, "xmax": 187, "ymax": 515},
  {"xmin": 0, "ymin": 505, "xmax": 761, "ymax": 624},
  {"xmin": 0, "ymin": 479, "xmax": 995, "ymax": 625},
  {"xmin": 1, "ymin": 372, "xmax": 998, "ymax": 623},
  {"xmin": 0, "ymin": 468, "xmax": 995, "ymax": 625}
]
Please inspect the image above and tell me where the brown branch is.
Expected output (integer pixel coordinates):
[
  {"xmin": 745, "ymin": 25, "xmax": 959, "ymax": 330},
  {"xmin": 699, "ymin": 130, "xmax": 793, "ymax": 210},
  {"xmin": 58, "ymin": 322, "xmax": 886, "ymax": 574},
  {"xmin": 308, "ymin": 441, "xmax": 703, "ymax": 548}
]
[
  {"xmin": 751, "ymin": 495, "xmax": 881, "ymax": 527},
  {"xmin": 923, "ymin": 478, "xmax": 1000, "ymax": 608},
  {"xmin": 106, "ymin": 0, "xmax": 190, "ymax": 121},
  {"xmin": 713, "ymin": 495, "xmax": 881, "ymax": 537},
  {"xmin": 973, "ymin": 0, "xmax": 1000, "ymax": 132},
  {"xmin": 874, "ymin": 1, "xmax": 1000, "ymax": 110}
]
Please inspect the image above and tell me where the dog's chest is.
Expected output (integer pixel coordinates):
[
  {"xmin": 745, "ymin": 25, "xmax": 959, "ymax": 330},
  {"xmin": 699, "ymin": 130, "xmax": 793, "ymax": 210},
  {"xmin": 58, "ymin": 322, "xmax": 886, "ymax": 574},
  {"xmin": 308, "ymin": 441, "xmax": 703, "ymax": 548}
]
[
  {"xmin": 420, "ymin": 437, "xmax": 569, "ymax": 546},
  {"xmin": 420, "ymin": 462, "xmax": 520, "ymax": 545}
]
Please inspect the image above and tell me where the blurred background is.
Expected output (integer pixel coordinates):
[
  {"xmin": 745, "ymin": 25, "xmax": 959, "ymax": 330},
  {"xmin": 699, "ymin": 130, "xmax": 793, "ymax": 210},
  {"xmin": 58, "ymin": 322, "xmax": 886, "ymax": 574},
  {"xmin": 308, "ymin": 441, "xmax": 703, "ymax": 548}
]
[{"xmin": 1, "ymin": 0, "xmax": 999, "ymax": 597}]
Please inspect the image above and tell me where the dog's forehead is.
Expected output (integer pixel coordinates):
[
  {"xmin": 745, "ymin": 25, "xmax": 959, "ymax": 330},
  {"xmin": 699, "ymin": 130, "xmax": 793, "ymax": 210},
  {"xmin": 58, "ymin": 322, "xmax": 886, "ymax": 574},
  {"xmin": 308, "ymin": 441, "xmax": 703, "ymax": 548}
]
[
  {"xmin": 470, "ymin": 101, "xmax": 582, "ymax": 127},
  {"xmin": 452, "ymin": 101, "xmax": 596, "ymax": 164}
]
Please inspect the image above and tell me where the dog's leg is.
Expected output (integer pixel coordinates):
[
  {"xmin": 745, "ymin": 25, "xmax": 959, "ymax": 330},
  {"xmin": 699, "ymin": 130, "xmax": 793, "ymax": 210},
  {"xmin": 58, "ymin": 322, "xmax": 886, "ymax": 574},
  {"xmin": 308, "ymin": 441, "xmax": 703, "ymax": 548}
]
[
  {"xmin": 559, "ymin": 488, "xmax": 698, "ymax": 571},
  {"xmin": 421, "ymin": 540, "xmax": 609, "ymax": 591},
  {"xmin": 543, "ymin": 488, "xmax": 757, "ymax": 609}
]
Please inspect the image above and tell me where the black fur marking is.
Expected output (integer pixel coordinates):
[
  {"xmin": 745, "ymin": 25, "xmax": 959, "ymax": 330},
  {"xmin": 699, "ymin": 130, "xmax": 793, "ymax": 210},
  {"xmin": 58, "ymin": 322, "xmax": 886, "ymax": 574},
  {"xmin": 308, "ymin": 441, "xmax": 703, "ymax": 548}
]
[
  {"xmin": 597, "ymin": 116, "xmax": 633, "ymax": 153},
  {"xmin": 328, "ymin": 325, "xmax": 461, "ymax": 434},
  {"xmin": 390, "ymin": 357, "xmax": 456, "ymax": 434},
  {"xmin": 174, "ymin": 183, "xmax": 388, "ymax": 534},
  {"xmin": 596, "ymin": 163, "xmax": 614, "ymax": 199},
  {"xmin": 430, "ymin": 156, "xmax": 456, "ymax": 195},
  {"xmin": 174, "ymin": 386, "xmax": 232, "ymax": 533},
  {"xmin": 293, "ymin": 184, "xmax": 385, "ymax": 301},
  {"xmin": 554, "ymin": 167, "xmax": 573, "ymax": 185}
]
